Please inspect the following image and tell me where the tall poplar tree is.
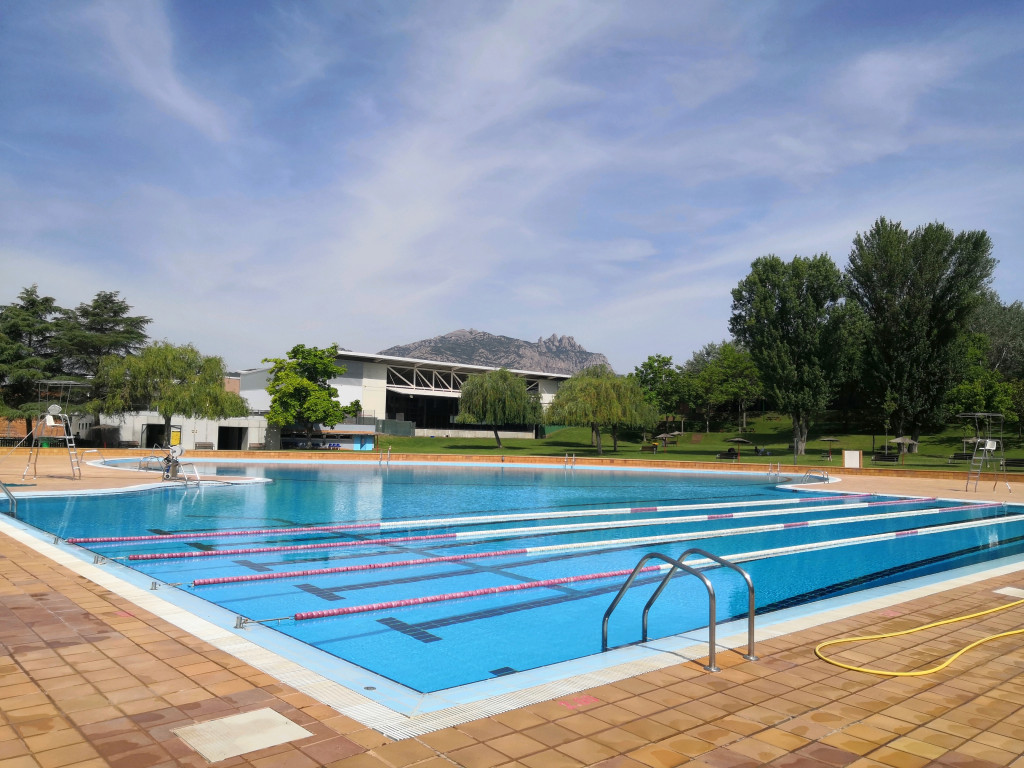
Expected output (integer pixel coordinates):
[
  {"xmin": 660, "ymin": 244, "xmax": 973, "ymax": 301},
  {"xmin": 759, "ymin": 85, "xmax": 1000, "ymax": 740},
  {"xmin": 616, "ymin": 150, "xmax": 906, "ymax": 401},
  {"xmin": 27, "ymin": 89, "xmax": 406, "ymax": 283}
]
[
  {"xmin": 845, "ymin": 217, "xmax": 995, "ymax": 443},
  {"xmin": 730, "ymin": 254, "xmax": 858, "ymax": 454}
]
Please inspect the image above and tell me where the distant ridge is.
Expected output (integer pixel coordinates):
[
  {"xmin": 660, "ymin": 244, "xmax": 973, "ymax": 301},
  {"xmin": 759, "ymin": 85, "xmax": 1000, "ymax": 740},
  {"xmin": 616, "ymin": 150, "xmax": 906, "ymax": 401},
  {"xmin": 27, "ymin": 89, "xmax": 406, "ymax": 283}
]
[{"xmin": 379, "ymin": 329, "xmax": 611, "ymax": 375}]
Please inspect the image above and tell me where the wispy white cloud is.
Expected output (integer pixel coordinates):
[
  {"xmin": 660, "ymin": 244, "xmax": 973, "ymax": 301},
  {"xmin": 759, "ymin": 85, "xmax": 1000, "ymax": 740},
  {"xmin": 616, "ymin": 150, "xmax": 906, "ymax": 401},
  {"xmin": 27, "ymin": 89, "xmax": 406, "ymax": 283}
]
[
  {"xmin": 829, "ymin": 48, "xmax": 956, "ymax": 128},
  {"xmin": 2, "ymin": 1, "xmax": 1023, "ymax": 374},
  {"xmin": 269, "ymin": 3, "xmax": 344, "ymax": 88},
  {"xmin": 84, "ymin": 0, "xmax": 231, "ymax": 141}
]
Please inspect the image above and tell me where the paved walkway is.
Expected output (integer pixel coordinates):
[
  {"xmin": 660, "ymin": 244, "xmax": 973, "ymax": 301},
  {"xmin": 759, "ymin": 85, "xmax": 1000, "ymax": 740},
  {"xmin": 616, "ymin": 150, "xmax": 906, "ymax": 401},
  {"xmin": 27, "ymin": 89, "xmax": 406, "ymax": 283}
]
[{"xmin": 3, "ymin": 453, "xmax": 1024, "ymax": 767}]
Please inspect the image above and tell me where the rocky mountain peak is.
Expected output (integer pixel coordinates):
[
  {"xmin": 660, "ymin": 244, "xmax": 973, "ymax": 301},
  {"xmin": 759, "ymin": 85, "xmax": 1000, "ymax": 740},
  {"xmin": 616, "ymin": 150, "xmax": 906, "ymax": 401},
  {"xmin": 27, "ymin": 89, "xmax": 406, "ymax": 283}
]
[{"xmin": 379, "ymin": 330, "xmax": 610, "ymax": 375}]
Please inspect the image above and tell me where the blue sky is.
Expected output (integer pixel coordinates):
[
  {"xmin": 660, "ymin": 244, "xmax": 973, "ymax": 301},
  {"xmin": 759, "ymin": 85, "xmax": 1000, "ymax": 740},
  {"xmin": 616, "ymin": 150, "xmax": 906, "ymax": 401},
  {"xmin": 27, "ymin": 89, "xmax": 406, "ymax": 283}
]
[{"xmin": 2, "ymin": 1, "xmax": 1022, "ymax": 373}]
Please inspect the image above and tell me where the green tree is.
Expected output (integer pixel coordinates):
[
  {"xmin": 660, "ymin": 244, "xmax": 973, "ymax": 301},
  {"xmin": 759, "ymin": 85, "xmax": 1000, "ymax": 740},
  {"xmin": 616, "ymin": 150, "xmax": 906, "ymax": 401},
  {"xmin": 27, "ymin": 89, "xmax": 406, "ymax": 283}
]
[
  {"xmin": 263, "ymin": 344, "xmax": 360, "ymax": 437},
  {"xmin": 970, "ymin": 290, "xmax": 1024, "ymax": 380},
  {"xmin": 716, "ymin": 342, "xmax": 763, "ymax": 431},
  {"xmin": 608, "ymin": 374, "xmax": 658, "ymax": 451},
  {"xmin": 845, "ymin": 217, "xmax": 996, "ymax": 444},
  {"xmin": 456, "ymin": 368, "xmax": 541, "ymax": 448},
  {"xmin": 679, "ymin": 343, "xmax": 729, "ymax": 433},
  {"xmin": 545, "ymin": 365, "xmax": 653, "ymax": 455},
  {"xmin": 730, "ymin": 254, "xmax": 855, "ymax": 454},
  {"xmin": 52, "ymin": 291, "xmax": 151, "ymax": 378},
  {"xmin": 944, "ymin": 334, "xmax": 1014, "ymax": 419},
  {"xmin": 0, "ymin": 286, "xmax": 61, "ymax": 430},
  {"xmin": 1007, "ymin": 379, "xmax": 1024, "ymax": 437},
  {"xmin": 676, "ymin": 342, "xmax": 761, "ymax": 432},
  {"xmin": 630, "ymin": 354, "xmax": 684, "ymax": 416},
  {"xmin": 95, "ymin": 341, "xmax": 248, "ymax": 443}
]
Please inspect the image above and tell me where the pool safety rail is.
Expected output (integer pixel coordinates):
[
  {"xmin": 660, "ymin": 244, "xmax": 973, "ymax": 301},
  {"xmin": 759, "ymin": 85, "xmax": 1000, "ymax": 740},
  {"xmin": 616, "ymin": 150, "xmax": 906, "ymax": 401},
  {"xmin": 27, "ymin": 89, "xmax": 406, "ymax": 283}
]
[
  {"xmin": 601, "ymin": 548, "xmax": 757, "ymax": 672},
  {"xmin": 564, "ymin": 452, "xmax": 576, "ymax": 469},
  {"xmin": 0, "ymin": 479, "xmax": 15, "ymax": 518},
  {"xmin": 767, "ymin": 462, "xmax": 782, "ymax": 482},
  {"xmin": 801, "ymin": 468, "xmax": 830, "ymax": 484}
]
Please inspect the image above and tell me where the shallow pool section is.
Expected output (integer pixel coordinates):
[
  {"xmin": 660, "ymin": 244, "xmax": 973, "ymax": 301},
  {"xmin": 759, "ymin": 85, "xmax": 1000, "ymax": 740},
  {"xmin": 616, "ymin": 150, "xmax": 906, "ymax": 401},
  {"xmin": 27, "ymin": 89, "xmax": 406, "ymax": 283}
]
[{"xmin": 15, "ymin": 462, "xmax": 1024, "ymax": 694}]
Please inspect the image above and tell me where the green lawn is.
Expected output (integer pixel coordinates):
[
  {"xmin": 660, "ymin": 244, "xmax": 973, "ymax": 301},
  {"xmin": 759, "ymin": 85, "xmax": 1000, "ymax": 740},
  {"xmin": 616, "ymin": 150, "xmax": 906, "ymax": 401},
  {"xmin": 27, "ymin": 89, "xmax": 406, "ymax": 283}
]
[{"xmin": 357, "ymin": 415, "xmax": 1024, "ymax": 471}]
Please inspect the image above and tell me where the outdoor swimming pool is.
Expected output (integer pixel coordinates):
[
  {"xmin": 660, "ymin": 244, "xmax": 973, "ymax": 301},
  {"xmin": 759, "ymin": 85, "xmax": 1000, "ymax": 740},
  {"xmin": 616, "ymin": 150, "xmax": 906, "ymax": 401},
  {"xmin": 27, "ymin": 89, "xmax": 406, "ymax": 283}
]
[{"xmin": 13, "ymin": 462, "xmax": 1024, "ymax": 694}]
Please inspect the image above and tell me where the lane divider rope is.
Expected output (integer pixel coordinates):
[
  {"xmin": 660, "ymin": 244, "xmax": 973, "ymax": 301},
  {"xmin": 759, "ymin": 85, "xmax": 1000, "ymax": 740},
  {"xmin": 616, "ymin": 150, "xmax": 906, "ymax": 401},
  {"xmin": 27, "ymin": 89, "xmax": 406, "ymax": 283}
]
[
  {"xmin": 235, "ymin": 513, "xmax": 1024, "ymax": 621},
  {"xmin": 189, "ymin": 499, "xmax": 935, "ymax": 586},
  {"xmin": 294, "ymin": 564, "xmax": 668, "ymax": 620},
  {"xmin": 192, "ymin": 548, "xmax": 529, "ymax": 586},
  {"xmin": 133, "ymin": 499, "xmax": 985, "ymax": 562},
  {"xmin": 69, "ymin": 493, "xmax": 873, "ymax": 545}
]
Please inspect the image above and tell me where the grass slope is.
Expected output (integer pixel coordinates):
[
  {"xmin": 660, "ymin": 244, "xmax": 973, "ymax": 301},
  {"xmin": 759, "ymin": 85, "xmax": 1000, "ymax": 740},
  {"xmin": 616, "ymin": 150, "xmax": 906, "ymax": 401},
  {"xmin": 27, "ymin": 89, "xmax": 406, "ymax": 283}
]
[{"xmin": 360, "ymin": 415, "xmax": 1023, "ymax": 471}]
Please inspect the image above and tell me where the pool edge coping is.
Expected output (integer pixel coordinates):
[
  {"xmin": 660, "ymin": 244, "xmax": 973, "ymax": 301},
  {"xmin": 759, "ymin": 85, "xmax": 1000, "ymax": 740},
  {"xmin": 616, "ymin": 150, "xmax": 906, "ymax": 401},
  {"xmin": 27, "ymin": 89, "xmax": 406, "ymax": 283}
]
[{"xmin": 4, "ymin": 478, "xmax": 1024, "ymax": 739}]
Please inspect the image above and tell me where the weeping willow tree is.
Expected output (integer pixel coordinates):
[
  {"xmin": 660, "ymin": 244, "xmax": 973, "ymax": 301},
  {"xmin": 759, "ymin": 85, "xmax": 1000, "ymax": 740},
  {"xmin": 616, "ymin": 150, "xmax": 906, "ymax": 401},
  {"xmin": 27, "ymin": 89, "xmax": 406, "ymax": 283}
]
[
  {"xmin": 94, "ymin": 341, "xmax": 248, "ymax": 443},
  {"xmin": 456, "ymin": 368, "xmax": 541, "ymax": 448},
  {"xmin": 546, "ymin": 365, "xmax": 656, "ymax": 455}
]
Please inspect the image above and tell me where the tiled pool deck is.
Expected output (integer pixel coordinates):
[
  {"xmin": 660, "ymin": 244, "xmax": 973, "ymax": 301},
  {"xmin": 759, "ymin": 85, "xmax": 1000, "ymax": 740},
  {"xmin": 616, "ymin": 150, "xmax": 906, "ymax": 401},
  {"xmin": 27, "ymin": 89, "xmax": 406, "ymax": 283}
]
[{"xmin": 3, "ymin": 451, "xmax": 1024, "ymax": 767}]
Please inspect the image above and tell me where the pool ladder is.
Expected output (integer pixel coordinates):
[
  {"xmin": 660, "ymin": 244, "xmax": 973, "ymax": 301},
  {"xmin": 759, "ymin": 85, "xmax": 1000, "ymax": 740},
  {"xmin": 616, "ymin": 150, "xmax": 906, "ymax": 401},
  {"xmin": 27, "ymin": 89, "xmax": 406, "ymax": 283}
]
[
  {"xmin": 801, "ymin": 469, "xmax": 830, "ymax": 484},
  {"xmin": 602, "ymin": 548, "xmax": 757, "ymax": 672},
  {"xmin": 564, "ymin": 452, "xmax": 576, "ymax": 470},
  {"xmin": 766, "ymin": 462, "xmax": 782, "ymax": 482}
]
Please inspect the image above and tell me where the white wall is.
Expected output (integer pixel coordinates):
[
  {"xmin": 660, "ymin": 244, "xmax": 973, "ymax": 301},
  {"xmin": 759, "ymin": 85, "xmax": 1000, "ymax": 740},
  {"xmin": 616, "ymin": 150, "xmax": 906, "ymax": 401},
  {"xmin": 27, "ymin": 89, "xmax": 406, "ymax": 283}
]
[
  {"xmin": 360, "ymin": 362, "xmax": 388, "ymax": 418},
  {"xmin": 97, "ymin": 411, "xmax": 268, "ymax": 450}
]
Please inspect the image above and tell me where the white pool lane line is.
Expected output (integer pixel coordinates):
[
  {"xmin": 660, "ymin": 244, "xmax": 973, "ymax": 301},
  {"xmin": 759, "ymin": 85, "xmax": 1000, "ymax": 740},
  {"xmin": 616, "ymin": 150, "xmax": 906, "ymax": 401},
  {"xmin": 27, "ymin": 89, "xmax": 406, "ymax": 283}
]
[
  {"xmin": 124, "ymin": 499, "xmax": 1002, "ymax": 562},
  {"xmin": 4, "ymin": 505, "xmax": 1024, "ymax": 740},
  {"xmin": 71, "ymin": 494, "xmax": 871, "ymax": 545}
]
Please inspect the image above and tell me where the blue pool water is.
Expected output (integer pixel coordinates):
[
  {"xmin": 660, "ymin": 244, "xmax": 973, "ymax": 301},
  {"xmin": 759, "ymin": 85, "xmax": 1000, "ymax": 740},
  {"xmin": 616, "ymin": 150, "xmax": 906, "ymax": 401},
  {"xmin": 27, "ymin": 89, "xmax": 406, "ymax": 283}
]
[{"xmin": 13, "ymin": 462, "xmax": 1024, "ymax": 693}]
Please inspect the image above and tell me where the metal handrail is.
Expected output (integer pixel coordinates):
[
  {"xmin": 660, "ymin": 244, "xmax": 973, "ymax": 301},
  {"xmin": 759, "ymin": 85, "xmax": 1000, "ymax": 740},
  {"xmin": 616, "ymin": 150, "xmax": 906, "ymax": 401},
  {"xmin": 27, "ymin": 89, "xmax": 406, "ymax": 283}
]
[
  {"xmin": 0, "ymin": 479, "xmax": 16, "ymax": 518},
  {"xmin": 602, "ymin": 549, "xmax": 758, "ymax": 671},
  {"xmin": 801, "ymin": 469, "xmax": 829, "ymax": 483},
  {"xmin": 602, "ymin": 552, "xmax": 720, "ymax": 671},
  {"xmin": 564, "ymin": 452, "xmax": 576, "ymax": 469},
  {"xmin": 138, "ymin": 455, "xmax": 164, "ymax": 472},
  {"xmin": 176, "ymin": 461, "xmax": 202, "ymax": 485},
  {"xmin": 671, "ymin": 548, "xmax": 757, "ymax": 662}
]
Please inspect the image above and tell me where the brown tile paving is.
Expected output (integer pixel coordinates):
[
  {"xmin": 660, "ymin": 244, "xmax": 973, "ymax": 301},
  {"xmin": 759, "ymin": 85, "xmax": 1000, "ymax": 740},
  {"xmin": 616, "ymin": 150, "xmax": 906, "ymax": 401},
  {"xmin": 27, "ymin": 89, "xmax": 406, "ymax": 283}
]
[{"xmin": 6, "ymin": 459, "xmax": 1024, "ymax": 767}]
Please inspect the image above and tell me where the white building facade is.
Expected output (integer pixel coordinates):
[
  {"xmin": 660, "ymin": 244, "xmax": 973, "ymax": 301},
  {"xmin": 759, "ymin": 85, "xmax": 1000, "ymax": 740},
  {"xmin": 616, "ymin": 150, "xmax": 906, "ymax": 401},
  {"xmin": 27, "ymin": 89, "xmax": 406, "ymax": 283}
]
[{"xmin": 98, "ymin": 351, "xmax": 569, "ymax": 451}]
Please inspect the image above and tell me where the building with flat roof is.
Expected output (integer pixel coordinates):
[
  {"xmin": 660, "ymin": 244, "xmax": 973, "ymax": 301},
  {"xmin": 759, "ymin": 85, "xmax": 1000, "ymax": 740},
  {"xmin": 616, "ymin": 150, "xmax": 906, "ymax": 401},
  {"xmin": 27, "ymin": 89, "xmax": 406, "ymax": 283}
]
[
  {"xmin": 48, "ymin": 351, "xmax": 568, "ymax": 452},
  {"xmin": 239, "ymin": 350, "xmax": 570, "ymax": 448}
]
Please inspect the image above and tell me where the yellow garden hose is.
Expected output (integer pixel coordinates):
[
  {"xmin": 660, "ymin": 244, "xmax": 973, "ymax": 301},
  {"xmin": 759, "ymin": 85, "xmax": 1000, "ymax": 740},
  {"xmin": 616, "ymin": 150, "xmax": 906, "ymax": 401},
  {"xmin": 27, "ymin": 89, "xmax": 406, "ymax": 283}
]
[{"xmin": 814, "ymin": 598, "xmax": 1024, "ymax": 676}]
